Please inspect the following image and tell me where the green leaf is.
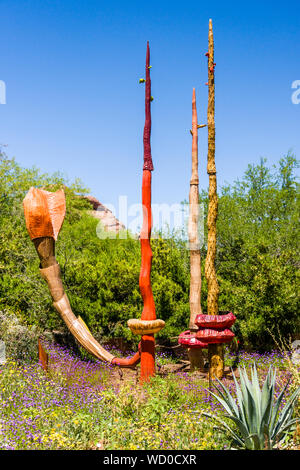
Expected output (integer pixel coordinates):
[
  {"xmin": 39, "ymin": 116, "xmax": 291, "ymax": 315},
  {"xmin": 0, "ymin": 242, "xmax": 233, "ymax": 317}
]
[
  {"xmin": 272, "ymin": 386, "xmax": 300, "ymax": 438},
  {"xmin": 269, "ymin": 376, "xmax": 290, "ymax": 432},
  {"xmin": 231, "ymin": 368, "xmax": 248, "ymax": 424},
  {"xmin": 208, "ymin": 376, "xmax": 240, "ymax": 418},
  {"xmin": 225, "ymin": 414, "xmax": 252, "ymax": 440},
  {"xmin": 245, "ymin": 433, "xmax": 262, "ymax": 450},
  {"xmin": 205, "ymin": 388, "xmax": 236, "ymax": 417},
  {"xmin": 202, "ymin": 412, "xmax": 245, "ymax": 448}
]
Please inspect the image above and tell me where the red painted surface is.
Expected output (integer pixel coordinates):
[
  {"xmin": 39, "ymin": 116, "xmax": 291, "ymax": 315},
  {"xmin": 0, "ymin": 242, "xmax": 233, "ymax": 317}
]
[
  {"xmin": 178, "ymin": 331, "xmax": 208, "ymax": 349},
  {"xmin": 140, "ymin": 42, "xmax": 156, "ymax": 383},
  {"xmin": 38, "ymin": 338, "xmax": 48, "ymax": 372},
  {"xmin": 195, "ymin": 312, "xmax": 236, "ymax": 329},
  {"xmin": 101, "ymin": 43, "xmax": 156, "ymax": 375},
  {"xmin": 196, "ymin": 328, "xmax": 235, "ymax": 343},
  {"xmin": 179, "ymin": 312, "xmax": 236, "ymax": 348},
  {"xmin": 143, "ymin": 41, "xmax": 154, "ymax": 172},
  {"xmin": 111, "ymin": 344, "xmax": 141, "ymax": 368}
]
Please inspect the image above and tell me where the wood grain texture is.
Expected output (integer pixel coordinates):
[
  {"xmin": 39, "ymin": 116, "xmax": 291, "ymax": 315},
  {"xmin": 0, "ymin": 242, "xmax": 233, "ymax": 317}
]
[
  {"xmin": 143, "ymin": 42, "xmax": 154, "ymax": 172},
  {"xmin": 188, "ymin": 89, "xmax": 204, "ymax": 370},
  {"xmin": 189, "ymin": 88, "xmax": 203, "ymax": 329},
  {"xmin": 23, "ymin": 188, "xmax": 141, "ymax": 368}
]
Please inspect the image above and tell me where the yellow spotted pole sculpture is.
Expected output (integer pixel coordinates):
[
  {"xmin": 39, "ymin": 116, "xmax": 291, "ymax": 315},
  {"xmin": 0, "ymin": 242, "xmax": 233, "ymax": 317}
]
[{"xmin": 205, "ymin": 19, "xmax": 224, "ymax": 380}]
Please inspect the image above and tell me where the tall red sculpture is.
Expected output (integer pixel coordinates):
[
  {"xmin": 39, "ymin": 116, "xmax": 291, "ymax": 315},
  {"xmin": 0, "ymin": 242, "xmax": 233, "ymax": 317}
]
[{"xmin": 127, "ymin": 42, "xmax": 165, "ymax": 382}]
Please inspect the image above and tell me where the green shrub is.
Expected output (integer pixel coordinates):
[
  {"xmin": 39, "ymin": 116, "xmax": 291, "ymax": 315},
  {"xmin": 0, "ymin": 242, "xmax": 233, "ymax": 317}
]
[
  {"xmin": 203, "ymin": 364, "xmax": 300, "ymax": 449},
  {"xmin": 0, "ymin": 311, "xmax": 41, "ymax": 362}
]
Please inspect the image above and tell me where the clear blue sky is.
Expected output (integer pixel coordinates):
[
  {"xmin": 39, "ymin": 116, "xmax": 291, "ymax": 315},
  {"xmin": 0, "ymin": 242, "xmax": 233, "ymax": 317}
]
[{"xmin": 1, "ymin": 0, "xmax": 299, "ymax": 223}]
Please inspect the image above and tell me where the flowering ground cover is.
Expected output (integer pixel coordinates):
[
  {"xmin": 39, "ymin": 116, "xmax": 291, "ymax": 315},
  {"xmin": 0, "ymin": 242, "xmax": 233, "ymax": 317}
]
[{"xmin": 0, "ymin": 341, "xmax": 298, "ymax": 450}]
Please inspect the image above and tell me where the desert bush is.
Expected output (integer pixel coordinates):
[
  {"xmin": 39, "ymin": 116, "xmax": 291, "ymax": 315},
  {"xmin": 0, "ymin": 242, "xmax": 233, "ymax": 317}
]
[
  {"xmin": 200, "ymin": 153, "xmax": 300, "ymax": 349},
  {"xmin": 0, "ymin": 310, "xmax": 41, "ymax": 362}
]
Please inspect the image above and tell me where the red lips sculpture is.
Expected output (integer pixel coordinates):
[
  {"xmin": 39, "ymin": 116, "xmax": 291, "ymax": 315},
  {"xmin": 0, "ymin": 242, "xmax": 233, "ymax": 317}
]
[
  {"xmin": 178, "ymin": 312, "xmax": 236, "ymax": 349},
  {"xmin": 178, "ymin": 331, "xmax": 208, "ymax": 349},
  {"xmin": 195, "ymin": 312, "xmax": 236, "ymax": 330}
]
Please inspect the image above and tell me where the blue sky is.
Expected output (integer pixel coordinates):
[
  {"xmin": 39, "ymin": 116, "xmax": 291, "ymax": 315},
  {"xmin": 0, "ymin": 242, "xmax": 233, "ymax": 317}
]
[{"xmin": 1, "ymin": 0, "xmax": 299, "ymax": 224}]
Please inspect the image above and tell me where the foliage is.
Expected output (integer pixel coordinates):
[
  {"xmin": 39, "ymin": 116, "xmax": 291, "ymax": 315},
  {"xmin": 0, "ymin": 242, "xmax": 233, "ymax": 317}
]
[
  {"xmin": 0, "ymin": 311, "xmax": 41, "ymax": 362},
  {"xmin": 203, "ymin": 364, "xmax": 300, "ymax": 449},
  {"xmin": 0, "ymin": 152, "xmax": 91, "ymax": 333},
  {"xmin": 199, "ymin": 152, "xmax": 300, "ymax": 349},
  {"xmin": 0, "ymin": 151, "xmax": 190, "ymax": 345},
  {"xmin": 0, "ymin": 150, "xmax": 299, "ymax": 350},
  {"xmin": 0, "ymin": 343, "xmax": 225, "ymax": 450},
  {"xmin": 1, "ymin": 342, "xmax": 298, "ymax": 450}
]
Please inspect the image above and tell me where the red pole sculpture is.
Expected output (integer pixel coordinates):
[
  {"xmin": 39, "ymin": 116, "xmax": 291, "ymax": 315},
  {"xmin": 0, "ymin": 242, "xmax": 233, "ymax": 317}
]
[
  {"xmin": 140, "ymin": 42, "xmax": 156, "ymax": 382},
  {"xmin": 127, "ymin": 42, "xmax": 164, "ymax": 383}
]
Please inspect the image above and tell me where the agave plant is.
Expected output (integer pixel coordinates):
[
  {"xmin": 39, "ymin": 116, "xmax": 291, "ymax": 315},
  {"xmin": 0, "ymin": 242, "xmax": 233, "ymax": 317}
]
[{"xmin": 203, "ymin": 364, "xmax": 300, "ymax": 450}]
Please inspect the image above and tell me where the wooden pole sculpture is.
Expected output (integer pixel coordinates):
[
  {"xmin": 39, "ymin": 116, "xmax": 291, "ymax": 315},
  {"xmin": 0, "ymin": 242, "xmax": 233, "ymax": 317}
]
[
  {"xmin": 188, "ymin": 89, "xmax": 204, "ymax": 371},
  {"xmin": 205, "ymin": 19, "xmax": 224, "ymax": 381},
  {"xmin": 127, "ymin": 41, "xmax": 165, "ymax": 383}
]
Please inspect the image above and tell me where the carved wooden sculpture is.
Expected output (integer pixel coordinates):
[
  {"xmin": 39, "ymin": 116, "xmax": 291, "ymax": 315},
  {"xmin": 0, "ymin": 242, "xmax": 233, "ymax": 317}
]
[
  {"xmin": 187, "ymin": 89, "xmax": 204, "ymax": 370},
  {"xmin": 127, "ymin": 41, "xmax": 164, "ymax": 383},
  {"xmin": 24, "ymin": 187, "xmax": 113, "ymax": 363},
  {"xmin": 205, "ymin": 19, "xmax": 224, "ymax": 380},
  {"xmin": 23, "ymin": 187, "xmax": 141, "ymax": 368}
]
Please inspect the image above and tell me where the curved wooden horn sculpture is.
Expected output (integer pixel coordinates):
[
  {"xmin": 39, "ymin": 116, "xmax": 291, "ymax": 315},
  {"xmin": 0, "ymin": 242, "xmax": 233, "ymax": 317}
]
[
  {"xmin": 22, "ymin": 43, "xmax": 162, "ymax": 378},
  {"xmin": 23, "ymin": 187, "xmax": 140, "ymax": 368}
]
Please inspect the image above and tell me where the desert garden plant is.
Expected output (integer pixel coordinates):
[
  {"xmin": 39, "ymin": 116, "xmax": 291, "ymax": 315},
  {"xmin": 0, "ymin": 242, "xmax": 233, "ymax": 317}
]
[{"xmin": 203, "ymin": 364, "xmax": 300, "ymax": 449}]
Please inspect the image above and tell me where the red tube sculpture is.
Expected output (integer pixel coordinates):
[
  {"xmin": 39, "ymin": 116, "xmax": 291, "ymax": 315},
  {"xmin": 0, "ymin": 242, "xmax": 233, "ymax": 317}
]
[{"xmin": 126, "ymin": 41, "xmax": 164, "ymax": 383}]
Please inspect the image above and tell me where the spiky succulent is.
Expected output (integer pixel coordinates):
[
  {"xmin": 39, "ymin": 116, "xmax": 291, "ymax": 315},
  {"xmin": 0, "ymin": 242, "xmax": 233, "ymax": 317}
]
[{"xmin": 203, "ymin": 364, "xmax": 300, "ymax": 450}]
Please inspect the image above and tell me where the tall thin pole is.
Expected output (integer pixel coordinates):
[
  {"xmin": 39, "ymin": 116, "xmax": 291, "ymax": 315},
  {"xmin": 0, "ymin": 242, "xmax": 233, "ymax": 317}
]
[
  {"xmin": 139, "ymin": 41, "xmax": 156, "ymax": 383},
  {"xmin": 205, "ymin": 19, "xmax": 224, "ymax": 381},
  {"xmin": 188, "ymin": 88, "xmax": 204, "ymax": 371}
]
